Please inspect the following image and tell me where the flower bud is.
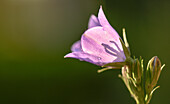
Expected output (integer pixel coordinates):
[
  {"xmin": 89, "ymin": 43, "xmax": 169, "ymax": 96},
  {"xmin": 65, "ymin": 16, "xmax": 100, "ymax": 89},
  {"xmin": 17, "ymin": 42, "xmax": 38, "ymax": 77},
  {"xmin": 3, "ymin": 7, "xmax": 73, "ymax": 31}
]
[
  {"xmin": 145, "ymin": 56, "xmax": 164, "ymax": 93},
  {"xmin": 132, "ymin": 58, "xmax": 143, "ymax": 84},
  {"xmin": 121, "ymin": 65, "xmax": 138, "ymax": 97}
]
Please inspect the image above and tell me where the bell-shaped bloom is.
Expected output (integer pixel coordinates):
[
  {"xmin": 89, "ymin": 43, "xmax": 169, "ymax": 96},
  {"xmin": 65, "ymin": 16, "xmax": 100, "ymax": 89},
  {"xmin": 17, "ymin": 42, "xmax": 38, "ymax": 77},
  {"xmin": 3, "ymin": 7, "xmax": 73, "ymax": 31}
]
[{"xmin": 64, "ymin": 6, "xmax": 126, "ymax": 66}]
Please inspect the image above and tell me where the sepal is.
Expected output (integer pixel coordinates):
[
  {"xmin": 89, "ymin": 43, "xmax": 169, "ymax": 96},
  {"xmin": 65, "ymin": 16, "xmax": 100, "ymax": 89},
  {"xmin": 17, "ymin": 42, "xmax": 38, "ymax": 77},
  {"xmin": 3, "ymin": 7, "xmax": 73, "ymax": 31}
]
[
  {"xmin": 102, "ymin": 62, "xmax": 126, "ymax": 68},
  {"xmin": 119, "ymin": 38, "xmax": 131, "ymax": 58}
]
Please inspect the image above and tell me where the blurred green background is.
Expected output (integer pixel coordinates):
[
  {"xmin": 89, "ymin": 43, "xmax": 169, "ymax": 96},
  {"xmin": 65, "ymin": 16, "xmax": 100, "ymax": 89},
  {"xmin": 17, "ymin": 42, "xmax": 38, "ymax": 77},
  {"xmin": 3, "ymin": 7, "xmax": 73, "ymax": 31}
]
[{"xmin": 0, "ymin": 0, "xmax": 169, "ymax": 104}]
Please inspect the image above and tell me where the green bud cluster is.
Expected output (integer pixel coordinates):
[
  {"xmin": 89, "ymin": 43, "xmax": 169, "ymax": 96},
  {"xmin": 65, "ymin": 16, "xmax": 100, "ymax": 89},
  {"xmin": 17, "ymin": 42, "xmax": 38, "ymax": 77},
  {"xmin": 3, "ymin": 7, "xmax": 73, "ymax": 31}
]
[
  {"xmin": 121, "ymin": 57, "xmax": 145, "ymax": 104},
  {"xmin": 120, "ymin": 56, "xmax": 164, "ymax": 104}
]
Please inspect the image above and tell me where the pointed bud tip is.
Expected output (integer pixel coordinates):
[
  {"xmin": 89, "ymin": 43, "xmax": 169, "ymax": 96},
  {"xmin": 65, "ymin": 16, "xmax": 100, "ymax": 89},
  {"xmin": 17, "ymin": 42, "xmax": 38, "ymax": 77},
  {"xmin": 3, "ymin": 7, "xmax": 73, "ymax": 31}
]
[{"xmin": 150, "ymin": 56, "xmax": 161, "ymax": 68}]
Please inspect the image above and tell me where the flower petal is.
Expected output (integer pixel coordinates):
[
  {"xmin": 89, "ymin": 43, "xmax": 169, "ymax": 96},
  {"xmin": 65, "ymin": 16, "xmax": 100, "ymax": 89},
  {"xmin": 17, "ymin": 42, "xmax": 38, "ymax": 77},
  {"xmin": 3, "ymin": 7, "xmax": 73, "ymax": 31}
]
[
  {"xmin": 64, "ymin": 52, "xmax": 105, "ymax": 66},
  {"xmin": 81, "ymin": 26, "xmax": 125, "ymax": 63},
  {"xmin": 71, "ymin": 40, "xmax": 82, "ymax": 52},
  {"xmin": 98, "ymin": 6, "xmax": 120, "ymax": 41},
  {"xmin": 98, "ymin": 6, "xmax": 110, "ymax": 27},
  {"xmin": 88, "ymin": 15, "xmax": 101, "ymax": 28}
]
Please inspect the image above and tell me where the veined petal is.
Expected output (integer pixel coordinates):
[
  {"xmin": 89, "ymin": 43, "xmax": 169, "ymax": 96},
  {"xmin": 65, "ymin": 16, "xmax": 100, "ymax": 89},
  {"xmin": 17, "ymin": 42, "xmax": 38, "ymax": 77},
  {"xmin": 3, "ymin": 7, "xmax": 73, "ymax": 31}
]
[
  {"xmin": 64, "ymin": 52, "xmax": 106, "ymax": 66},
  {"xmin": 98, "ymin": 6, "xmax": 120, "ymax": 43},
  {"xmin": 71, "ymin": 40, "xmax": 82, "ymax": 52},
  {"xmin": 81, "ymin": 26, "xmax": 125, "ymax": 63},
  {"xmin": 88, "ymin": 15, "xmax": 101, "ymax": 28}
]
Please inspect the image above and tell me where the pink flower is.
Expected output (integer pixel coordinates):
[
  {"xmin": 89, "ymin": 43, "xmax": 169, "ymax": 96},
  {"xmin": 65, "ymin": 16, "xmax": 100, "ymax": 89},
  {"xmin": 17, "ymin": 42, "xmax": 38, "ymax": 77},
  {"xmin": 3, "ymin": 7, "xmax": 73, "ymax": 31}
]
[{"xmin": 64, "ymin": 6, "xmax": 126, "ymax": 66}]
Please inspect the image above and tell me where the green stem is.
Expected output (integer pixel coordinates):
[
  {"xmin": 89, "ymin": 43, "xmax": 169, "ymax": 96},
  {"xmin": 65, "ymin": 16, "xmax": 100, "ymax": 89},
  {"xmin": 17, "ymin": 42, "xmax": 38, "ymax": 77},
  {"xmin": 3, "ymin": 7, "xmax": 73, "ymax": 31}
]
[
  {"xmin": 135, "ymin": 89, "xmax": 146, "ymax": 104},
  {"xmin": 136, "ymin": 96, "xmax": 145, "ymax": 104}
]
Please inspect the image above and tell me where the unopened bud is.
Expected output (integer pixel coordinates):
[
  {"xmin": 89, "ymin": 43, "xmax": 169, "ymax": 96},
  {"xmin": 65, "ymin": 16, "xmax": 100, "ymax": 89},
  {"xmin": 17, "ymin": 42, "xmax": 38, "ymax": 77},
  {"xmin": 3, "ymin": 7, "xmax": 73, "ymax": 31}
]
[
  {"xmin": 132, "ymin": 58, "xmax": 143, "ymax": 84},
  {"xmin": 145, "ymin": 56, "xmax": 164, "ymax": 93}
]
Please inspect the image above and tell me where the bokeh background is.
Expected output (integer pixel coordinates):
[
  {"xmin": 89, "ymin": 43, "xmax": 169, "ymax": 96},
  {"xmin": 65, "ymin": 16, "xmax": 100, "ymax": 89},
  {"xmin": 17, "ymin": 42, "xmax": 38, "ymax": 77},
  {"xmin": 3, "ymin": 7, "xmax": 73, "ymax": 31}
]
[{"xmin": 0, "ymin": 0, "xmax": 169, "ymax": 104}]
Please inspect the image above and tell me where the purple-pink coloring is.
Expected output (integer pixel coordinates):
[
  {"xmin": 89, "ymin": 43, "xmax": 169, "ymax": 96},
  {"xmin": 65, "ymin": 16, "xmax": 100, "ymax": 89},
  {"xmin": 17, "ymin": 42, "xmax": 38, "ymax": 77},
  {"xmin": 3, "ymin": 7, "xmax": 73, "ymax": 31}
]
[{"xmin": 64, "ymin": 6, "xmax": 126, "ymax": 66}]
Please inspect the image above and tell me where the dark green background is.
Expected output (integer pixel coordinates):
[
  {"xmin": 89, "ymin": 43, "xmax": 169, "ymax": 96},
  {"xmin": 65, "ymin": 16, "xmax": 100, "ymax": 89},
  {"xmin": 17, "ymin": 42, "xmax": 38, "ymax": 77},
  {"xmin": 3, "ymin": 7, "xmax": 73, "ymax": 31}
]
[{"xmin": 0, "ymin": 0, "xmax": 169, "ymax": 104}]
